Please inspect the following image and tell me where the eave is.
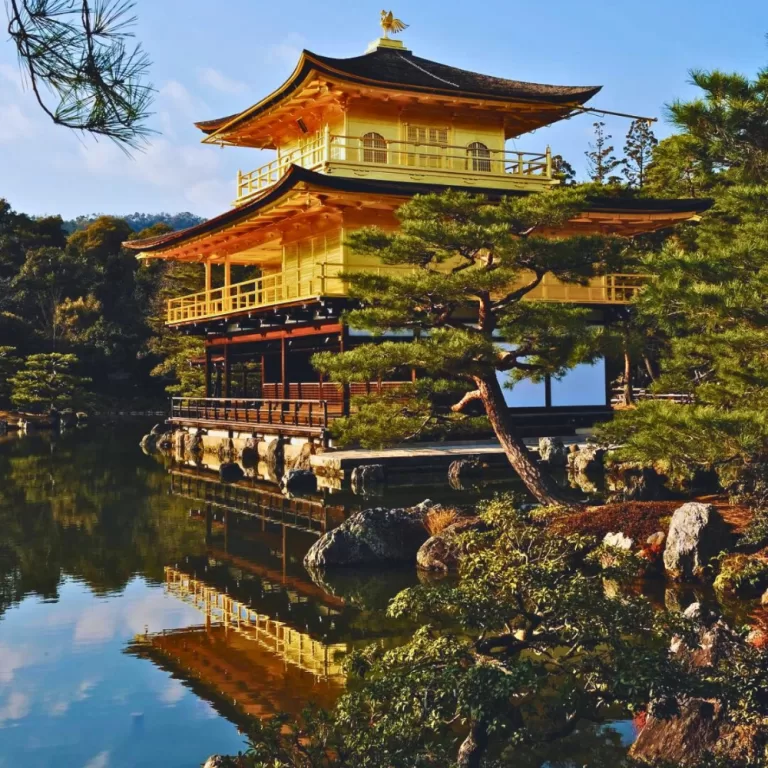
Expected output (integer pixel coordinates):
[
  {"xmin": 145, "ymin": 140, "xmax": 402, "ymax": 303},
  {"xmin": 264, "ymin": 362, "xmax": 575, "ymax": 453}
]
[
  {"xmin": 124, "ymin": 166, "xmax": 713, "ymax": 260},
  {"xmin": 196, "ymin": 49, "xmax": 602, "ymax": 147}
]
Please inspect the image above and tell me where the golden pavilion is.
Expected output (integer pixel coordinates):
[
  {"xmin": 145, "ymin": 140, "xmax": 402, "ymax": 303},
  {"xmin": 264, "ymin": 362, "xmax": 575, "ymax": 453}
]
[{"xmin": 126, "ymin": 18, "xmax": 709, "ymax": 444}]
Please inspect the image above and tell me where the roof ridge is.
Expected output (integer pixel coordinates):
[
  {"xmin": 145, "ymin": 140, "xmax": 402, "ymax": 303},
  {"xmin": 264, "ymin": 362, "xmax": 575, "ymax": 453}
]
[{"xmin": 394, "ymin": 52, "xmax": 460, "ymax": 89}]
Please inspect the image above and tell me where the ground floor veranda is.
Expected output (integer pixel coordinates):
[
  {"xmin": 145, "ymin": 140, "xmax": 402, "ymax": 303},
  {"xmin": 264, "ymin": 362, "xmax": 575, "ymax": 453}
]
[{"xmin": 171, "ymin": 313, "xmax": 615, "ymax": 444}]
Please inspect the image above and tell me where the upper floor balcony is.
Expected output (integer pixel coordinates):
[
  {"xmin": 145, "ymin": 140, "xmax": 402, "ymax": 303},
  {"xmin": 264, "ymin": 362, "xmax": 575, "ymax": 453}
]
[
  {"xmin": 235, "ymin": 128, "xmax": 554, "ymax": 205},
  {"xmin": 166, "ymin": 262, "xmax": 647, "ymax": 325}
]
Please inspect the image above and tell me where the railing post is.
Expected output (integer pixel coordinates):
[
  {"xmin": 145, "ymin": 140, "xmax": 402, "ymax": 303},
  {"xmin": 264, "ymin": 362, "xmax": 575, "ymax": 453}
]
[
  {"xmin": 517, "ymin": 154, "xmax": 524, "ymax": 175},
  {"xmin": 323, "ymin": 124, "xmax": 331, "ymax": 164},
  {"xmin": 546, "ymin": 146, "xmax": 552, "ymax": 178}
]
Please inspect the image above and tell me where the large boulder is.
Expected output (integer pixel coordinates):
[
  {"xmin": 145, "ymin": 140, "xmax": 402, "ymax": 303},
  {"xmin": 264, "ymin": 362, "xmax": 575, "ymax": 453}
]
[
  {"xmin": 351, "ymin": 464, "xmax": 386, "ymax": 496},
  {"xmin": 538, "ymin": 437, "xmax": 568, "ymax": 467},
  {"xmin": 417, "ymin": 517, "xmax": 488, "ymax": 572},
  {"xmin": 281, "ymin": 468, "xmax": 317, "ymax": 497},
  {"xmin": 631, "ymin": 698, "xmax": 766, "ymax": 767},
  {"xmin": 633, "ymin": 604, "xmax": 765, "ymax": 766},
  {"xmin": 567, "ymin": 444, "xmax": 605, "ymax": 474},
  {"xmin": 304, "ymin": 500, "xmax": 438, "ymax": 568},
  {"xmin": 663, "ymin": 502, "xmax": 729, "ymax": 581}
]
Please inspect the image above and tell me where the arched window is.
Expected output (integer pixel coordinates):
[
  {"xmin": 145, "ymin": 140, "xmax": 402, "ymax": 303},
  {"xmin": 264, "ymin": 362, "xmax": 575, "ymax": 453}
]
[
  {"xmin": 467, "ymin": 141, "xmax": 492, "ymax": 172},
  {"xmin": 362, "ymin": 132, "xmax": 387, "ymax": 164}
]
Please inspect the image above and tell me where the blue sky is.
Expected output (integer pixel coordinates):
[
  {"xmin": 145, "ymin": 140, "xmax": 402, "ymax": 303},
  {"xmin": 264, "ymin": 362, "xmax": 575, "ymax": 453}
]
[{"xmin": 1, "ymin": 0, "xmax": 766, "ymax": 220}]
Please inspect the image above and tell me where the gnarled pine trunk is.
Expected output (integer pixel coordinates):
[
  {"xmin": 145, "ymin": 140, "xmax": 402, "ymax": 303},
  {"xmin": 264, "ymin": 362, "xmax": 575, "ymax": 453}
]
[
  {"xmin": 476, "ymin": 374, "xmax": 574, "ymax": 506},
  {"xmin": 457, "ymin": 718, "xmax": 489, "ymax": 768}
]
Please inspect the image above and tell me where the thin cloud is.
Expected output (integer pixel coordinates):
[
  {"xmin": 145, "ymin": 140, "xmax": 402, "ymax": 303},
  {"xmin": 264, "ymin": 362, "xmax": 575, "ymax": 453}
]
[{"xmin": 198, "ymin": 67, "xmax": 248, "ymax": 95}]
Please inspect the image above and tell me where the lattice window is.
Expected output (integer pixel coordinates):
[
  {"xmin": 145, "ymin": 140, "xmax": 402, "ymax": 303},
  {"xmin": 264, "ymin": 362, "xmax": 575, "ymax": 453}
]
[
  {"xmin": 467, "ymin": 141, "xmax": 492, "ymax": 172},
  {"xmin": 404, "ymin": 124, "xmax": 449, "ymax": 169},
  {"xmin": 362, "ymin": 132, "xmax": 387, "ymax": 164}
]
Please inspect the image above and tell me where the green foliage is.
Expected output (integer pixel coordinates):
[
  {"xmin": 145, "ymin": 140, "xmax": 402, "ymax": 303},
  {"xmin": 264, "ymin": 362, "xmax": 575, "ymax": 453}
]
[
  {"xmin": 9, "ymin": 352, "xmax": 91, "ymax": 412},
  {"xmin": 7, "ymin": 0, "xmax": 153, "ymax": 148},
  {"xmin": 0, "ymin": 200, "xmax": 206, "ymax": 406},
  {"xmin": 645, "ymin": 135, "xmax": 712, "ymax": 198},
  {"xmin": 596, "ymin": 60, "xmax": 768, "ymax": 492},
  {"xmin": 246, "ymin": 496, "xmax": 696, "ymax": 767},
  {"xmin": 314, "ymin": 188, "xmax": 625, "ymax": 447},
  {"xmin": 713, "ymin": 552, "xmax": 768, "ymax": 596},
  {"xmin": 597, "ymin": 401, "xmax": 768, "ymax": 484},
  {"xmin": 0, "ymin": 346, "xmax": 22, "ymax": 407},
  {"xmin": 623, "ymin": 119, "xmax": 658, "ymax": 189},
  {"xmin": 585, "ymin": 121, "xmax": 624, "ymax": 184}
]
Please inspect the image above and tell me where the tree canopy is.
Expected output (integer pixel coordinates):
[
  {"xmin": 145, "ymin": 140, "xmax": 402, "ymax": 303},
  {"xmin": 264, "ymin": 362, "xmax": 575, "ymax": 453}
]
[{"xmin": 314, "ymin": 187, "xmax": 630, "ymax": 504}]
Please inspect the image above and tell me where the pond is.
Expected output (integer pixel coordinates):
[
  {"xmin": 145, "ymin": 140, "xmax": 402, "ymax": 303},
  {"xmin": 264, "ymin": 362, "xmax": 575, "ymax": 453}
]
[{"xmin": 0, "ymin": 424, "xmax": 694, "ymax": 767}]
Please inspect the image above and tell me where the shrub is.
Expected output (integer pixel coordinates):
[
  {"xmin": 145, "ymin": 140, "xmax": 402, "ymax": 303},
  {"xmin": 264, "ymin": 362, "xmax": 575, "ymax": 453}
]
[{"xmin": 423, "ymin": 507, "xmax": 460, "ymax": 537}]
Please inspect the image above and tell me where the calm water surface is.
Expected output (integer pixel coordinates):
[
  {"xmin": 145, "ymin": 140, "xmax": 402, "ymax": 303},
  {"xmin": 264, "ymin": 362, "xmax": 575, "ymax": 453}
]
[
  {"xmin": 0, "ymin": 425, "xmax": 421, "ymax": 768},
  {"xmin": 0, "ymin": 425, "xmax": 648, "ymax": 767}
]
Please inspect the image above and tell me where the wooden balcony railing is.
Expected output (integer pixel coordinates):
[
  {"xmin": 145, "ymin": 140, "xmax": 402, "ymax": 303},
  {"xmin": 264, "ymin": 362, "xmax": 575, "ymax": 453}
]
[
  {"xmin": 166, "ymin": 261, "xmax": 415, "ymax": 323},
  {"xmin": 171, "ymin": 396, "xmax": 337, "ymax": 432},
  {"xmin": 167, "ymin": 265, "xmax": 649, "ymax": 324},
  {"xmin": 236, "ymin": 128, "xmax": 553, "ymax": 201}
]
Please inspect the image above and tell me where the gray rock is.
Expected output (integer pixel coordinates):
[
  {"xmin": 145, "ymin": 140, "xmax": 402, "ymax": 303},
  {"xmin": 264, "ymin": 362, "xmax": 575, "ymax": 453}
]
[
  {"xmin": 538, "ymin": 437, "xmax": 568, "ymax": 467},
  {"xmin": 567, "ymin": 444, "xmax": 605, "ymax": 474},
  {"xmin": 647, "ymin": 531, "xmax": 666, "ymax": 550},
  {"xmin": 630, "ymin": 698, "xmax": 767, "ymax": 767},
  {"xmin": 351, "ymin": 464, "xmax": 386, "ymax": 496},
  {"xmin": 264, "ymin": 437, "xmax": 284, "ymax": 482},
  {"xmin": 663, "ymin": 502, "xmax": 729, "ymax": 581},
  {"xmin": 280, "ymin": 468, "xmax": 317, "ymax": 496},
  {"xmin": 219, "ymin": 462, "xmax": 244, "ymax": 483},
  {"xmin": 417, "ymin": 517, "xmax": 488, "ymax": 572},
  {"xmin": 304, "ymin": 500, "xmax": 438, "ymax": 568},
  {"xmin": 447, "ymin": 457, "xmax": 483, "ymax": 490},
  {"xmin": 603, "ymin": 531, "xmax": 634, "ymax": 550},
  {"xmin": 607, "ymin": 463, "xmax": 669, "ymax": 502}
]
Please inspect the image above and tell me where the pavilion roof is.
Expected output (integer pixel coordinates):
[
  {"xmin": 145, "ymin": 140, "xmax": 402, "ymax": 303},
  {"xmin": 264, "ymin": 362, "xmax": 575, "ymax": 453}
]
[
  {"xmin": 195, "ymin": 46, "xmax": 602, "ymax": 141},
  {"xmin": 124, "ymin": 165, "xmax": 713, "ymax": 257}
]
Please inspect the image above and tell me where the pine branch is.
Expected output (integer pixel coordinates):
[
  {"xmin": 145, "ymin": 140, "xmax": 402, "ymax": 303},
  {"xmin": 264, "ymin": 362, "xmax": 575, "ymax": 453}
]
[{"xmin": 7, "ymin": 0, "xmax": 154, "ymax": 149}]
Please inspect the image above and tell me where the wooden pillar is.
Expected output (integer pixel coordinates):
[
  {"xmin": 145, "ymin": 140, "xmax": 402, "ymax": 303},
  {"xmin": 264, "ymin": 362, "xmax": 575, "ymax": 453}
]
[
  {"xmin": 224, "ymin": 255, "xmax": 232, "ymax": 312},
  {"xmin": 204, "ymin": 345, "xmax": 212, "ymax": 398},
  {"xmin": 340, "ymin": 328, "xmax": 350, "ymax": 416},
  {"xmin": 281, "ymin": 336, "xmax": 288, "ymax": 399},
  {"xmin": 204, "ymin": 260, "xmax": 213, "ymax": 317},
  {"xmin": 260, "ymin": 354, "xmax": 266, "ymax": 398},
  {"xmin": 224, "ymin": 343, "xmax": 232, "ymax": 399},
  {"xmin": 544, "ymin": 375, "xmax": 552, "ymax": 409}
]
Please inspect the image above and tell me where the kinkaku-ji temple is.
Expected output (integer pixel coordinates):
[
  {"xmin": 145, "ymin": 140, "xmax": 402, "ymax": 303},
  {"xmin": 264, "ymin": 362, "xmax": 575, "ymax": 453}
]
[{"xmin": 125, "ymin": 16, "xmax": 709, "ymax": 470}]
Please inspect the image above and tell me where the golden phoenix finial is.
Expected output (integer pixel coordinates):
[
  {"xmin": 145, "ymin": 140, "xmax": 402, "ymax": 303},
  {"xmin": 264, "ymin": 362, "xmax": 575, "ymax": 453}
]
[{"xmin": 380, "ymin": 10, "xmax": 408, "ymax": 39}]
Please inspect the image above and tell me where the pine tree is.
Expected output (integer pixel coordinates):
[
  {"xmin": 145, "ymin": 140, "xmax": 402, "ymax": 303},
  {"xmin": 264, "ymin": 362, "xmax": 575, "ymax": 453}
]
[
  {"xmin": 0, "ymin": 347, "xmax": 21, "ymax": 407},
  {"xmin": 10, "ymin": 353, "xmax": 91, "ymax": 412},
  {"xmin": 314, "ymin": 188, "xmax": 630, "ymax": 505},
  {"xmin": 597, "ymin": 64, "xmax": 768, "ymax": 486},
  {"xmin": 623, "ymin": 119, "xmax": 658, "ymax": 188},
  {"xmin": 585, "ymin": 122, "xmax": 624, "ymax": 184},
  {"xmin": 551, "ymin": 154, "xmax": 577, "ymax": 185}
]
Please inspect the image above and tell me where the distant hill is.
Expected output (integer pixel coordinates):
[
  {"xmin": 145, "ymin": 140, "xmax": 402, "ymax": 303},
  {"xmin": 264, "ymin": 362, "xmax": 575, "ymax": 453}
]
[{"xmin": 62, "ymin": 212, "xmax": 205, "ymax": 234}]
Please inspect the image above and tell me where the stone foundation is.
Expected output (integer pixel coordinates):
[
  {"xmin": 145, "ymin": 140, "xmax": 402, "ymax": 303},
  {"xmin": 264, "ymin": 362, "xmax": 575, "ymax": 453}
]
[{"xmin": 170, "ymin": 426, "xmax": 325, "ymax": 482}]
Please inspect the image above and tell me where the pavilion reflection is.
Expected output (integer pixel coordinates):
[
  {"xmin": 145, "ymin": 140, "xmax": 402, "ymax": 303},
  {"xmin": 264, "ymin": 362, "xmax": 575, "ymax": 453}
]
[{"xmin": 127, "ymin": 471, "xmax": 416, "ymax": 723}]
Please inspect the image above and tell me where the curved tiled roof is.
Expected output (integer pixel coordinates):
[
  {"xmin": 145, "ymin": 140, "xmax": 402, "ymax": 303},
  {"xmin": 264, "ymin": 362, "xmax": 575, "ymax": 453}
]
[
  {"xmin": 195, "ymin": 47, "xmax": 601, "ymax": 138},
  {"xmin": 124, "ymin": 165, "xmax": 712, "ymax": 254}
]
